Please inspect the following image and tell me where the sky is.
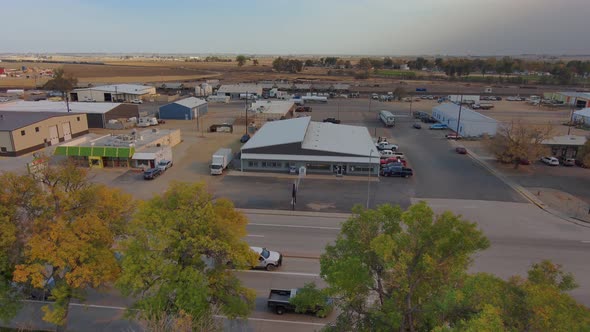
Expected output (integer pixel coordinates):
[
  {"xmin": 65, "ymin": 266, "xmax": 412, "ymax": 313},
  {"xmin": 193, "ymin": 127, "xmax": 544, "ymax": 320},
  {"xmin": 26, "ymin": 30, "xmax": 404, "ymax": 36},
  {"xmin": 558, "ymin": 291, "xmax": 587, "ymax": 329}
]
[{"xmin": 2, "ymin": 0, "xmax": 589, "ymax": 56}]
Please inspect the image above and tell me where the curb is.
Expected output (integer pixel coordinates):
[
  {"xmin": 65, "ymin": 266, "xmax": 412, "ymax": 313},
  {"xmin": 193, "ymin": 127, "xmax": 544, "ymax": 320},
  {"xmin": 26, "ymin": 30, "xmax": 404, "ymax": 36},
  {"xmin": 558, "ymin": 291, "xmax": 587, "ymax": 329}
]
[
  {"xmin": 283, "ymin": 253, "xmax": 321, "ymax": 260},
  {"xmin": 238, "ymin": 208, "xmax": 351, "ymax": 219},
  {"xmin": 464, "ymin": 147, "xmax": 590, "ymax": 228}
]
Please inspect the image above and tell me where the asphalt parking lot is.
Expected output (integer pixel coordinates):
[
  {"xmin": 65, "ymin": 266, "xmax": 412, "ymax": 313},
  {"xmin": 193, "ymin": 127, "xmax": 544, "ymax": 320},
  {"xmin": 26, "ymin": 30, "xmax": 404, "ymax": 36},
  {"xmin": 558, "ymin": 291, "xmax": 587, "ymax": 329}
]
[{"xmin": 212, "ymin": 99, "xmax": 525, "ymax": 212}]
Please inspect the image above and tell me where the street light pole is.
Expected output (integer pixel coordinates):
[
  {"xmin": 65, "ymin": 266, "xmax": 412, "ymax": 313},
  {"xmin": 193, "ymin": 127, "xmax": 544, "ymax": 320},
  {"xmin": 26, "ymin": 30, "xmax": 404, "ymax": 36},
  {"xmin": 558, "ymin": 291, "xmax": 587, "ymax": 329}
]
[{"xmin": 366, "ymin": 150, "xmax": 374, "ymax": 209}]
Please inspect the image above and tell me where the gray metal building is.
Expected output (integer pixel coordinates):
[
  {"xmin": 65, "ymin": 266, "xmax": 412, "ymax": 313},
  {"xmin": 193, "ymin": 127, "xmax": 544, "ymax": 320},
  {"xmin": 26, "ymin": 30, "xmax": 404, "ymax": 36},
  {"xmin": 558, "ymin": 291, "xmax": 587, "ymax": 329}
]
[
  {"xmin": 240, "ymin": 117, "xmax": 380, "ymax": 176},
  {"xmin": 432, "ymin": 103, "xmax": 498, "ymax": 137}
]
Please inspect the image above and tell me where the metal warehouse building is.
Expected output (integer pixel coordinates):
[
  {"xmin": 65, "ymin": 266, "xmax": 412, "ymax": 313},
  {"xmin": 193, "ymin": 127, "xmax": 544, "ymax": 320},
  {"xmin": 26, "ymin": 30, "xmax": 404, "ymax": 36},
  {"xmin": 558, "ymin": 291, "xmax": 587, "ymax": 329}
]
[
  {"xmin": 70, "ymin": 84, "xmax": 156, "ymax": 102},
  {"xmin": 432, "ymin": 103, "xmax": 498, "ymax": 137},
  {"xmin": 158, "ymin": 97, "xmax": 208, "ymax": 120},
  {"xmin": 217, "ymin": 84, "xmax": 263, "ymax": 99},
  {"xmin": 0, "ymin": 111, "xmax": 89, "ymax": 157},
  {"xmin": 544, "ymin": 92, "xmax": 590, "ymax": 108},
  {"xmin": 0, "ymin": 100, "xmax": 139, "ymax": 128},
  {"xmin": 240, "ymin": 117, "xmax": 380, "ymax": 176},
  {"xmin": 250, "ymin": 100, "xmax": 295, "ymax": 121}
]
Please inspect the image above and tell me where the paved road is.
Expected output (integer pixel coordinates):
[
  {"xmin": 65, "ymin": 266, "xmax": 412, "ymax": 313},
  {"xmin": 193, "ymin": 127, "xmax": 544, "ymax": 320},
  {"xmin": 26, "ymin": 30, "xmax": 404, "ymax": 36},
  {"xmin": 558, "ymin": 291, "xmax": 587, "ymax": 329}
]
[
  {"xmin": 6, "ymin": 206, "xmax": 590, "ymax": 331},
  {"xmin": 213, "ymin": 99, "xmax": 524, "ymax": 212}
]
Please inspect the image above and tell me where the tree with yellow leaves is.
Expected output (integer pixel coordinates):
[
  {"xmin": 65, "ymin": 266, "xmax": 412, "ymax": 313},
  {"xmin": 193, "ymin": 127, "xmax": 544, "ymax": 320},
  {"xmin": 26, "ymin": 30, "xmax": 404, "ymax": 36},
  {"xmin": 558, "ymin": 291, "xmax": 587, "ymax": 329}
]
[
  {"xmin": 10, "ymin": 161, "xmax": 133, "ymax": 330},
  {"xmin": 117, "ymin": 182, "xmax": 256, "ymax": 331}
]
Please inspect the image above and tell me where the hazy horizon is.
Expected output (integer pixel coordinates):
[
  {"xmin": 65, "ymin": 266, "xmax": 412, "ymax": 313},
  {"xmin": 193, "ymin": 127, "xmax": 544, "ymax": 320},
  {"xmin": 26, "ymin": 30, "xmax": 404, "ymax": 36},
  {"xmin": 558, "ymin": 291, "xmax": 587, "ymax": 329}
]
[{"xmin": 2, "ymin": 0, "xmax": 589, "ymax": 56}]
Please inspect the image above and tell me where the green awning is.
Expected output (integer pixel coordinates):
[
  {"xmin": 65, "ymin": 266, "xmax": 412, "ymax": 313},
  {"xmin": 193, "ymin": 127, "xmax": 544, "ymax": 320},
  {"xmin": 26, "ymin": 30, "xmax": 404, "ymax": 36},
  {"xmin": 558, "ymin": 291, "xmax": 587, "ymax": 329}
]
[{"xmin": 53, "ymin": 146, "xmax": 134, "ymax": 158}]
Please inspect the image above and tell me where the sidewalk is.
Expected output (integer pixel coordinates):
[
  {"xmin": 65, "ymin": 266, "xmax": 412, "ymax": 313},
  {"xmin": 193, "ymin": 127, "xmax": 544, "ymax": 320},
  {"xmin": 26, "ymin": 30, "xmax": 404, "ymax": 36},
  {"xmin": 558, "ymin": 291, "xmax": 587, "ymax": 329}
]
[
  {"xmin": 226, "ymin": 170, "xmax": 380, "ymax": 182},
  {"xmin": 456, "ymin": 141, "xmax": 590, "ymax": 227}
]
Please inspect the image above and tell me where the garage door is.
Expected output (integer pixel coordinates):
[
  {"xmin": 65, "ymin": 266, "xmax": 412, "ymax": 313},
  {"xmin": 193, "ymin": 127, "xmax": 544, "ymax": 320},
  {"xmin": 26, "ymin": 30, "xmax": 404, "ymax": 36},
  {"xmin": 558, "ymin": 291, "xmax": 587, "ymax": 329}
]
[
  {"xmin": 48, "ymin": 125, "xmax": 59, "ymax": 145},
  {"xmin": 62, "ymin": 122, "xmax": 72, "ymax": 141}
]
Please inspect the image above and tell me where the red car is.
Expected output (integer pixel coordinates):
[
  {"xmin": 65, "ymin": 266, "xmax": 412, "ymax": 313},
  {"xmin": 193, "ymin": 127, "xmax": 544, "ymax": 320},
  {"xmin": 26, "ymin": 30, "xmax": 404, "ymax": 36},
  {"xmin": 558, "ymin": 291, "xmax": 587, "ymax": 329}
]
[
  {"xmin": 380, "ymin": 157, "xmax": 407, "ymax": 166},
  {"xmin": 455, "ymin": 147, "xmax": 467, "ymax": 154}
]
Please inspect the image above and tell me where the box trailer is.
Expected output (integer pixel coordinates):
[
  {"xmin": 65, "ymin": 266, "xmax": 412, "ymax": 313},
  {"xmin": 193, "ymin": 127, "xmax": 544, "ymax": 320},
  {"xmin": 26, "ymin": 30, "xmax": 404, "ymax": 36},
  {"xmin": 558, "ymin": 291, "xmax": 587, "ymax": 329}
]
[{"xmin": 210, "ymin": 148, "xmax": 233, "ymax": 175}]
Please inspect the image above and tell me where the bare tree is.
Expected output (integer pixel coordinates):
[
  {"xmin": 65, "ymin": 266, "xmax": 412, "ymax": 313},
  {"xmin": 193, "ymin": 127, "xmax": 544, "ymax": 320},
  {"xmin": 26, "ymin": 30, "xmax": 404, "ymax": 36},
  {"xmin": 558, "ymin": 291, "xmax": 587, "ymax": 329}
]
[{"xmin": 489, "ymin": 120, "xmax": 553, "ymax": 168}]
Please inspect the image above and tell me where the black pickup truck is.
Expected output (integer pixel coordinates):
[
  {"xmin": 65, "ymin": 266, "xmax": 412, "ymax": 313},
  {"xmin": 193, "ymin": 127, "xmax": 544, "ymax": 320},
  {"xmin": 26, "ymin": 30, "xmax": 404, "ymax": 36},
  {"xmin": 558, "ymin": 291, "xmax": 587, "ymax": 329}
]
[{"xmin": 267, "ymin": 288, "xmax": 333, "ymax": 317}]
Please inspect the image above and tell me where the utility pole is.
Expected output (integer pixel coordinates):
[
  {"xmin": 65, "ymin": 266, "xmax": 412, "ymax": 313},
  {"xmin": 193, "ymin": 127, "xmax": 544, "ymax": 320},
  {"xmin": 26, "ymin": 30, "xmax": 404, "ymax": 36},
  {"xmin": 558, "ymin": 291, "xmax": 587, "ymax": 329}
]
[
  {"xmin": 456, "ymin": 94, "xmax": 464, "ymax": 135},
  {"xmin": 245, "ymin": 91, "xmax": 249, "ymax": 135}
]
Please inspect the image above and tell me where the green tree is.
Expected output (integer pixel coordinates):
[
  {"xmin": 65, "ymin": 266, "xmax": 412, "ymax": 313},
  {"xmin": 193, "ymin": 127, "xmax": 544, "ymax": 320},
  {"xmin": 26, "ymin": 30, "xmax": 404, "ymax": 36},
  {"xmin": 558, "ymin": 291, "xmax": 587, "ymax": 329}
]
[
  {"xmin": 289, "ymin": 283, "xmax": 333, "ymax": 318},
  {"xmin": 320, "ymin": 202, "xmax": 489, "ymax": 332},
  {"xmin": 117, "ymin": 182, "xmax": 256, "ymax": 330},
  {"xmin": 489, "ymin": 120, "xmax": 553, "ymax": 168},
  {"xmin": 323, "ymin": 57, "xmax": 339, "ymax": 67},
  {"xmin": 433, "ymin": 261, "xmax": 590, "ymax": 331},
  {"xmin": 252, "ymin": 59, "xmax": 259, "ymax": 66},
  {"xmin": 12, "ymin": 161, "xmax": 133, "ymax": 330},
  {"xmin": 393, "ymin": 87, "xmax": 407, "ymax": 100},
  {"xmin": 236, "ymin": 55, "xmax": 247, "ymax": 67},
  {"xmin": 357, "ymin": 58, "xmax": 373, "ymax": 70}
]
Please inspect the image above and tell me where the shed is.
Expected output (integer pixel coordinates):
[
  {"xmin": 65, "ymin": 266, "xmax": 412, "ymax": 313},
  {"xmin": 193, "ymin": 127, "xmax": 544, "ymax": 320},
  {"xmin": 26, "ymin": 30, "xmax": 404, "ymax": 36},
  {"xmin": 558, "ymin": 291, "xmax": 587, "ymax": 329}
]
[
  {"xmin": 158, "ymin": 97, "xmax": 208, "ymax": 120},
  {"xmin": 542, "ymin": 135, "xmax": 587, "ymax": 159}
]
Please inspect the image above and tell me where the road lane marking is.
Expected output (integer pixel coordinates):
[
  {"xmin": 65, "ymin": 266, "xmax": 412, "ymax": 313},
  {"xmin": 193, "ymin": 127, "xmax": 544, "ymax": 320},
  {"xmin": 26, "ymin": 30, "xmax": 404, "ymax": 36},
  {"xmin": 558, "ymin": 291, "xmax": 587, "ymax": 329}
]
[
  {"xmin": 236, "ymin": 270, "xmax": 320, "ymax": 277},
  {"xmin": 24, "ymin": 300, "xmax": 326, "ymax": 326},
  {"xmin": 214, "ymin": 315, "xmax": 326, "ymax": 326},
  {"xmin": 249, "ymin": 223, "xmax": 340, "ymax": 230},
  {"xmin": 246, "ymin": 234, "xmax": 265, "ymax": 237}
]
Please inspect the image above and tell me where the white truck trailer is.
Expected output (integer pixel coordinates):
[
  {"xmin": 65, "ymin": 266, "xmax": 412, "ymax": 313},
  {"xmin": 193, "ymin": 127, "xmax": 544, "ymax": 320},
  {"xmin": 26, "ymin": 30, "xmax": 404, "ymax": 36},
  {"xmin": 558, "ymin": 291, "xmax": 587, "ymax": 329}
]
[{"xmin": 210, "ymin": 148, "xmax": 233, "ymax": 175}]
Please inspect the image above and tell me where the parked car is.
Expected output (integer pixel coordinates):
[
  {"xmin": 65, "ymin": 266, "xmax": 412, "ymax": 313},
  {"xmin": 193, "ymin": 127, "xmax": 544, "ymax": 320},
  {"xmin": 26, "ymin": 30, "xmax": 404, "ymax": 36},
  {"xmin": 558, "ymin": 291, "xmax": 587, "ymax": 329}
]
[
  {"xmin": 381, "ymin": 166, "xmax": 414, "ymax": 178},
  {"xmin": 562, "ymin": 158, "xmax": 576, "ymax": 167},
  {"xmin": 131, "ymin": 98, "xmax": 143, "ymax": 104},
  {"xmin": 445, "ymin": 133, "xmax": 462, "ymax": 139},
  {"xmin": 295, "ymin": 106, "xmax": 312, "ymax": 112},
  {"xmin": 430, "ymin": 124, "xmax": 448, "ymax": 130},
  {"xmin": 379, "ymin": 149, "xmax": 396, "ymax": 158},
  {"xmin": 375, "ymin": 142, "xmax": 399, "ymax": 151},
  {"xmin": 456, "ymin": 147, "xmax": 467, "ymax": 154},
  {"xmin": 250, "ymin": 247, "xmax": 283, "ymax": 271},
  {"xmin": 157, "ymin": 160, "xmax": 173, "ymax": 171},
  {"xmin": 541, "ymin": 156, "xmax": 559, "ymax": 166},
  {"xmin": 267, "ymin": 288, "xmax": 333, "ymax": 317},
  {"xmin": 240, "ymin": 134, "xmax": 250, "ymax": 143},
  {"xmin": 421, "ymin": 117, "xmax": 438, "ymax": 123},
  {"xmin": 380, "ymin": 157, "xmax": 406, "ymax": 166},
  {"xmin": 143, "ymin": 168, "xmax": 162, "ymax": 180},
  {"xmin": 413, "ymin": 123, "xmax": 422, "ymax": 129},
  {"xmin": 323, "ymin": 118, "xmax": 341, "ymax": 124}
]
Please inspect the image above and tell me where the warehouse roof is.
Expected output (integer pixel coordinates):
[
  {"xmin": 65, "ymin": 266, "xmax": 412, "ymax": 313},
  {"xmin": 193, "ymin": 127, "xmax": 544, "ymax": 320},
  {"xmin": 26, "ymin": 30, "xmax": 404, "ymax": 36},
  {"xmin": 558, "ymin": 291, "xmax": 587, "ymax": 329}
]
[
  {"xmin": 250, "ymin": 100, "xmax": 294, "ymax": 115},
  {"xmin": 302, "ymin": 121, "xmax": 378, "ymax": 157},
  {"xmin": 0, "ymin": 111, "xmax": 74, "ymax": 131},
  {"xmin": 74, "ymin": 84, "xmax": 154, "ymax": 95},
  {"xmin": 433, "ymin": 103, "xmax": 498, "ymax": 123},
  {"xmin": 558, "ymin": 92, "xmax": 590, "ymax": 99},
  {"xmin": 240, "ymin": 153, "xmax": 380, "ymax": 165},
  {"xmin": 0, "ymin": 100, "xmax": 122, "ymax": 114},
  {"xmin": 171, "ymin": 97, "xmax": 207, "ymax": 109},
  {"xmin": 217, "ymin": 84, "xmax": 262, "ymax": 94},
  {"xmin": 242, "ymin": 116, "xmax": 310, "ymax": 150},
  {"xmin": 241, "ymin": 116, "xmax": 378, "ymax": 158}
]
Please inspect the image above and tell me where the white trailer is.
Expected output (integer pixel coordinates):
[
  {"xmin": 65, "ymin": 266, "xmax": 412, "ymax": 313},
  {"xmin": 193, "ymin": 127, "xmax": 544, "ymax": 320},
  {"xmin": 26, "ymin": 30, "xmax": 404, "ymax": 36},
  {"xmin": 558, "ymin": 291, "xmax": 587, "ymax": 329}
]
[
  {"xmin": 302, "ymin": 96, "xmax": 328, "ymax": 103},
  {"xmin": 379, "ymin": 110, "xmax": 395, "ymax": 127},
  {"xmin": 210, "ymin": 148, "xmax": 233, "ymax": 175},
  {"xmin": 207, "ymin": 95, "xmax": 230, "ymax": 103},
  {"xmin": 448, "ymin": 95, "xmax": 480, "ymax": 104}
]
